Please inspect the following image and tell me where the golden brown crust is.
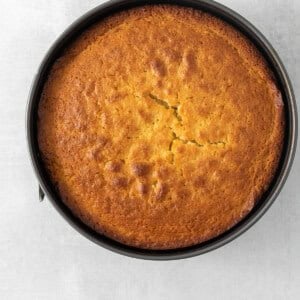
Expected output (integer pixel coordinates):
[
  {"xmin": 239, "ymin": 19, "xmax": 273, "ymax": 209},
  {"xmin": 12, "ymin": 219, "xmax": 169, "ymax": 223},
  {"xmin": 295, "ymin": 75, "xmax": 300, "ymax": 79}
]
[{"xmin": 38, "ymin": 5, "xmax": 285, "ymax": 249}]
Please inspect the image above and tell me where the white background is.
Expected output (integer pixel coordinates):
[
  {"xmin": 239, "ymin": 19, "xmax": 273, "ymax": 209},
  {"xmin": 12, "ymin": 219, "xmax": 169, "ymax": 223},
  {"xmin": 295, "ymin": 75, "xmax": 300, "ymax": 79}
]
[{"xmin": 0, "ymin": 0, "xmax": 299, "ymax": 299}]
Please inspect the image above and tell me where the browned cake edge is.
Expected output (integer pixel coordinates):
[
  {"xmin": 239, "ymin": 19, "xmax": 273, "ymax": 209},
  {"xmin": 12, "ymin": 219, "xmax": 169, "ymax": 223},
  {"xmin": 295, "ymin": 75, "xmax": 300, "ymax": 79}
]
[{"xmin": 38, "ymin": 4, "xmax": 285, "ymax": 250}]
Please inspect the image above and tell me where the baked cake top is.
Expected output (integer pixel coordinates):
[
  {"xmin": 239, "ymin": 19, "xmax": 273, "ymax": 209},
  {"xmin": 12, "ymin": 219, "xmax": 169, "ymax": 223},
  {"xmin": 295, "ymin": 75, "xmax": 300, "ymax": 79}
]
[{"xmin": 38, "ymin": 5, "xmax": 284, "ymax": 249}]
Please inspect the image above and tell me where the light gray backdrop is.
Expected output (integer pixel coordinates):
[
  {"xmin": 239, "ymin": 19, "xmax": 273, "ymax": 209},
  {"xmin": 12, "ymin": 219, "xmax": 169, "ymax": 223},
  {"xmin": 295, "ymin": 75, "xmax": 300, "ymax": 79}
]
[{"xmin": 0, "ymin": 0, "xmax": 299, "ymax": 299}]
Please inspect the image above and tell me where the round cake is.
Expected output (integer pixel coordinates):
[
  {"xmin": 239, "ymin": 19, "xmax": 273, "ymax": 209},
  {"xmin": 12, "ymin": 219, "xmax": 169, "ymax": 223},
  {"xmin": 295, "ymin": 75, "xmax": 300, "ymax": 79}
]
[{"xmin": 38, "ymin": 5, "xmax": 284, "ymax": 249}]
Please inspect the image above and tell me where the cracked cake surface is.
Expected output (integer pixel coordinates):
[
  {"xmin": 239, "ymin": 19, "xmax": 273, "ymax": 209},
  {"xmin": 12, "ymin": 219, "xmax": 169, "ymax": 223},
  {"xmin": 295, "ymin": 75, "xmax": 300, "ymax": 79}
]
[{"xmin": 38, "ymin": 5, "xmax": 285, "ymax": 249}]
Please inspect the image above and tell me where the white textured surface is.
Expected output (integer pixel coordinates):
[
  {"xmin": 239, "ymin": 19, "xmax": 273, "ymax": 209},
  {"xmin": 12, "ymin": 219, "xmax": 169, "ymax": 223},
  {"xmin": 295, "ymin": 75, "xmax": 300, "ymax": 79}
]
[{"xmin": 0, "ymin": 0, "xmax": 299, "ymax": 299}]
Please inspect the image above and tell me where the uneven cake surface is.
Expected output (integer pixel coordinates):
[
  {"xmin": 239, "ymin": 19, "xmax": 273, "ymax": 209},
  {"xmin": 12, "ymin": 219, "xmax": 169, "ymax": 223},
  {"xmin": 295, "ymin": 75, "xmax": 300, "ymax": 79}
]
[{"xmin": 38, "ymin": 5, "xmax": 284, "ymax": 249}]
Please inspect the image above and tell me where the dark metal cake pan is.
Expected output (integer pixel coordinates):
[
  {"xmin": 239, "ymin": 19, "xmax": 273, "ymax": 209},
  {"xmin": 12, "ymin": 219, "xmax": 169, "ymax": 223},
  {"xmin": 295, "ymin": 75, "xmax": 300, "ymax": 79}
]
[{"xmin": 26, "ymin": 0, "xmax": 297, "ymax": 260}]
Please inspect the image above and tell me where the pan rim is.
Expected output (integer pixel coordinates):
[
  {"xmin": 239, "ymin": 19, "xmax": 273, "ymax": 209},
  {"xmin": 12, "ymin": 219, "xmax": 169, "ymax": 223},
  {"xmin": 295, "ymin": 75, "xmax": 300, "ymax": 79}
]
[{"xmin": 26, "ymin": 0, "xmax": 298, "ymax": 260}]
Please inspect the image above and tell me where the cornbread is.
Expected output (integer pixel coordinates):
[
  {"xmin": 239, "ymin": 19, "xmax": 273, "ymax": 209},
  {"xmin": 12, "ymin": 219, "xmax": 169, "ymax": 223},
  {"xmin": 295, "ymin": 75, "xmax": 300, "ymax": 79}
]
[{"xmin": 38, "ymin": 5, "xmax": 285, "ymax": 249}]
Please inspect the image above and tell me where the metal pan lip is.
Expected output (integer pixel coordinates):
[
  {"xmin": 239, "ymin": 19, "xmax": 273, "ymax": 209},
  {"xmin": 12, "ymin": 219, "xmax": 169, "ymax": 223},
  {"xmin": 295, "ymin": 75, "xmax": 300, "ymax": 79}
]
[{"xmin": 26, "ymin": 0, "xmax": 297, "ymax": 260}]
